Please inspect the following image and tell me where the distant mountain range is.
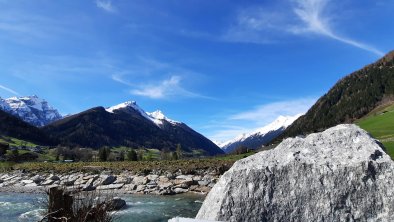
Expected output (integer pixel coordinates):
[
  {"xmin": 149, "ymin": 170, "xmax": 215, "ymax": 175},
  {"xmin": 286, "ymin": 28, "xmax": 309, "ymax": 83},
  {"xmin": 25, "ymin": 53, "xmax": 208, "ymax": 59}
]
[
  {"xmin": 0, "ymin": 95, "xmax": 62, "ymax": 127},
  {"xmin": 280, "ymin": 50, "xmax": 394, "ymax": 140},
  {"xmin": 219, "ymin": 115, "xmax": 301, "ymax": 153},
  {"xmin": 1, "ymin": 51, "xmax": 393, "ymax": 155},
  {"xmin": 40, "ymin": 101, "xmax": 224, "ymax": 155}
]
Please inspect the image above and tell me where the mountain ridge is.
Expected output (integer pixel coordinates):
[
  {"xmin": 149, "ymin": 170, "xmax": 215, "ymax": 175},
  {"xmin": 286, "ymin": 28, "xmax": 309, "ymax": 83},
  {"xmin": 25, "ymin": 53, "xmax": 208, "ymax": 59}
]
[
  {"xmin": 44, "ymin": 101, "xmax": 224, "ymax": 155},
  {"xmin": 220, "ymin": 114, "xmax": 301, "ymax": 153},
  {"xmin": 280, "ymin": 50, "xmax": 394, "ymax": 140}
]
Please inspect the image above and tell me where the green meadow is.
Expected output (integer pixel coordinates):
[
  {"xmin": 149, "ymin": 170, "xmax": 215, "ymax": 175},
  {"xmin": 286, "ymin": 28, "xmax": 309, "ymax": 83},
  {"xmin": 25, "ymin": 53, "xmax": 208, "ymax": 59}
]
[{"xmin": 357, "ymin": 103, "xmax": 394, "ymax": 158}]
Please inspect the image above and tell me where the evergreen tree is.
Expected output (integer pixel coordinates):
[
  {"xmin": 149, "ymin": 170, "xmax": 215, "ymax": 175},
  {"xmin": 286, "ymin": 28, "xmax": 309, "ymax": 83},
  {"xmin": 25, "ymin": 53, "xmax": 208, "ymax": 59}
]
[
  {"xmin": 176, "ymin": 144, "xmax": 182, "ymax": 159},
  {"xmin": 171, "ymin": 151, "xmax": 178, "ymax": 160},
  {"xmin": 119, "ymin": 150, "xmax": 125, "ymax": 161},
  {"xmin": 98, "ymin": 147, "xmax": 110, "ymax": 162},
  {"xmin": 137, "ymin": 150, "xmax": 143, "ymax": 161},
  {"xmin": 0, "ymin": 143, "xmax": 8, "ymax": 156},
  {"xmin": 127, "ymin": 149, "xmax": 138, "ymax": 161},
  {"xmin": 160, "ymin": 148, "xmax": 170, "ymax": 160}
]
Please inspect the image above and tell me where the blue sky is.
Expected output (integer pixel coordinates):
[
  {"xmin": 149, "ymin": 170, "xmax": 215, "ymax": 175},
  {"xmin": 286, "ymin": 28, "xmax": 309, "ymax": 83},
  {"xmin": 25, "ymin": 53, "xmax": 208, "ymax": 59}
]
[{"xmin": 0, "ymin": 0, "xmax": 393, "ymax": 142}]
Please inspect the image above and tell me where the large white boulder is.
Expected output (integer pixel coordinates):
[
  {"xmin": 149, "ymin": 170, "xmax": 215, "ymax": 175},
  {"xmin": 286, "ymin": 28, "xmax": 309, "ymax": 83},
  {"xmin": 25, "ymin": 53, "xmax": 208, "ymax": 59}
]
[{"xmin": 196, "ymin": 124, "xmax": 394, "ymax": 221}]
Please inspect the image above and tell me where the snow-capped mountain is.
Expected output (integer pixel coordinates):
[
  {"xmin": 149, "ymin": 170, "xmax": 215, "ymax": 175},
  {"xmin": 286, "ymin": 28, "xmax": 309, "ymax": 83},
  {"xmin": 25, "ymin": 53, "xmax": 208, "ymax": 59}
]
[
  {"xmin": 44, "ymin": 100, "xmax": 224, "ymax": 155},
  {"xmin": 0, "ymin": 95, "xmax": 62, "ymax": 127},
  {"xmin": 106, "ymin": 101, "xmax": 180, "ymax": 127},
  {"xmin": 220, "ymin": 114, "xmax": 302, "ymax": 153}
]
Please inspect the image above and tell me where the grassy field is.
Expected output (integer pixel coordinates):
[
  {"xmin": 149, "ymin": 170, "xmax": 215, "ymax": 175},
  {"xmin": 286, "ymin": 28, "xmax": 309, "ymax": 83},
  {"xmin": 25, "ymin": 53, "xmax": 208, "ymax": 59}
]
[
  {"xmin": 0, "ymin": 136, "xmax": 38, "ymax": 147},
  {"xmin": 356, "ymin": 103, "xmax": 394, "ymax": 158}
]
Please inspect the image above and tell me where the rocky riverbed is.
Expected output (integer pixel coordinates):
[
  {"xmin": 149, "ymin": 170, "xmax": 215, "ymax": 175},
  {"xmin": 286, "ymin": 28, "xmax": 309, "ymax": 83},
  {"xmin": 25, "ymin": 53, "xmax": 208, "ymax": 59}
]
[{"xmin": 0, "ymin": 170, "xmax": 219, "ymax": 195}]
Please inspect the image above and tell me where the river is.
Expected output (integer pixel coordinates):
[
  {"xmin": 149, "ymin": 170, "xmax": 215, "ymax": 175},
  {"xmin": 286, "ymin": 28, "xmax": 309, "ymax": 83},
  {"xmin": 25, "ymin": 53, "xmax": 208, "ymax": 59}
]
[{"xmin": 0, "ymin": 192, "xmax": 204, "ymax": 222}]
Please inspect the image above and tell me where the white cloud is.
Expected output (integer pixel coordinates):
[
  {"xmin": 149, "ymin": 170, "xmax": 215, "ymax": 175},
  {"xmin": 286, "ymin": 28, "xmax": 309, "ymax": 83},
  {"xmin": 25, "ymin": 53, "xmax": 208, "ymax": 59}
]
[
  {"xmin": 96, "ymin": 0, "xmax": 117, "ymax": 13},
  {"xmin": 131, "ymin": 76, "xmax": 181, "ymax": 99},
  {"xmin": 224, "ymin": 0, "xmax": 383, "ymax": 56},
  {"xmin": 0, "ymin": 84, "xmax": 20, "ymax": 95},
  {"xmin": 130, "ymin": 75, "xmax": 210, "ymax": 99}
]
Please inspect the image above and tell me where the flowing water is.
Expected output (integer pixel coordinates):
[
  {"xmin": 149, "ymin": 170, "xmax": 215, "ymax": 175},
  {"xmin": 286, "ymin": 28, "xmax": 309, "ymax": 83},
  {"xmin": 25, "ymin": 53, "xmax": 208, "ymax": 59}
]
[{"xmin": 0, "ymin": 192, "xmax": 205, "ymax": 222}]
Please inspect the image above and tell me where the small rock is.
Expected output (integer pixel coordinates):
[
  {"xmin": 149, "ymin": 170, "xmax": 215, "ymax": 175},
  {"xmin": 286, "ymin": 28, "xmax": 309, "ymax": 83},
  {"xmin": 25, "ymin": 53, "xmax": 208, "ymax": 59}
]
[
  {"xmin": 21, "ymin": 180, "xmax": 34, "ymax": 184},
  {"xmin": 62, "ymin": 176, "xmax": 78, "ymax": 186},
  {"xmin": 132, "ymin": 176, "xmax": 149, "ymax": 185},
  {"xmin": 193, "ymin": 186, "xmax": 211, "ymax": 193},
  {"xmin": 189, "ymin": 185, "xmax": 199, "ymax": 191},
  {"xmin": 41, "ymin": 180, "xmax": 55, "ymax": 186},
  {"xmin": 31, "ymin": 175, "xmax": 44, "ymax": 184},
  {"xmin": 101, "ymin": 175, "xmax": 117, "ymax": 185},
  {"xmin": 173, "ymin": 188, "xmax": 188, "ymax": 194},
  {"xmin": 176, "ymin": 175, "xmax": 193, "ymax": 180},
  {"xmin": 147, "ymin": 175, "xmax": 159, "ymax": 181},
  {"xmin": 110, "ymin": 197, "xmax": 126, "ymax": 210},
  {"xmin": 192, "ymin": 176, "xmax": 202, "ymax": 181},
  {"xmin": 158, "ymin": 182, "xmax": 173, "ymax": 189},
  {"xmin": 197, "ymin": 180, "xmax": 210, "ymax": 186},
  {"xmin": 159, "ymin": 176, "xmax": 170, "ymax": 183},
  {"xmin": 136, "ymin": 185, "xmax": 145, "ymax": 192},
  {"xmin": 174, "ymin": 178, "xmax": 194, "ymax": 187},
  {"xmin": 146, "ymin": 181, "xmax": 158, "ymax": 189},
  {"xmin": 25, "ymin": 183, "xmax": 37, "ymax": 187},
  {"xmin": 158, "ymin": 189, "xmax": 173, "ymax": 195},
  {"xmin": 123, "ymin": 184, "xmax": 137, "ymax": 191},
  {"xmin": 114, "ymin": 176, "xmax": 131, "ymax": 184},
  {"xmin": 49, "ymin": 175, "xmax": 60, "ymax": 181},
  {"xmin": 4, "ymin": 175, "xmax": 17, "ymax": 181},
  {"xmin": 83, "ymin": 177, "xmax": 98, "ymax": 191},
  {"xmin": 96, "ymin": 183, "xmax": 124, "ymax": 190}
]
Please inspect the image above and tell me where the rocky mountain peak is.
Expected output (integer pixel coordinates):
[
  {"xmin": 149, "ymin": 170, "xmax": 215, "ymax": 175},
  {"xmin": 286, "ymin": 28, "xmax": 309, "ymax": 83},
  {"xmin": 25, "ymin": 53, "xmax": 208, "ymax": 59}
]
[
  {"xmin": 0, "ymin": 95, "xmax": 62, "ymax": 127},
  {"xmin": 106, "ymin": 101, "xmax": 180, "ymax": 127},
  {"xmin": 197, "ymin": 124, "xmax": 394, "ymax": 221}
]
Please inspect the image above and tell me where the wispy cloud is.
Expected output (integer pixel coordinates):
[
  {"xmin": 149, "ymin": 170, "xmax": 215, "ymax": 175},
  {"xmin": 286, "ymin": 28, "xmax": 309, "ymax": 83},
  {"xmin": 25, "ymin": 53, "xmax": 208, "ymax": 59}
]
[
  {"xmin": 231, "ymin": 98, "xmax": 316, "ymax": 122},
  {"xmin": 111, "ymin": 58, "xmax": 212, "ymax": 100},
  {"xmin": 0, "ymin": 84, "xmax": 20, "ymax": 95},
  {"xmin": 130, "ymin": 75, "xmax": 204, "ymax": 99},
  {"xmin": 224, "ymin": 0, "xmax": 383, "ymax": 56},
  {"xmin": 207, "ymin": 97, "xmax": 316, "ymax": 142},
  {"xmin": 112, "ymin": 74, "xmax": 134, "ymax": 86},
  {"xmin": 0, "ymin": 10, "xmax": 85, "ymax": 45},
  {"xmin": 96, "ymin": 0, "xmax": 117, "ymax": 13},
  {"xmin": 291, "ymin": 0, "xmax": 384, "ymax": 56}
]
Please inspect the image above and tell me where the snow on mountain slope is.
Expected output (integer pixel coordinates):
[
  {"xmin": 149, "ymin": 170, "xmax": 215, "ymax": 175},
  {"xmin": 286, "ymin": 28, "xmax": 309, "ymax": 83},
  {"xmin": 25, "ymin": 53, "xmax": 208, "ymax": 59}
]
[
  {"xmin": 0, "ymin": 97, "xmax": 11, "ymax": 112},
  {"xmin": 0, "ymin": 95, "xmax": 62, "ymax": 127},
  {"xmin": 147, "ymin": 110, "xmax": 180, "ymax": 125},
  {"xmin": 106, "ymin": 101, "xmax": 180, "ymax": 127},
  {"xmin": 221, "ymin": 114, "xmax": 302, "ymax": 153}
]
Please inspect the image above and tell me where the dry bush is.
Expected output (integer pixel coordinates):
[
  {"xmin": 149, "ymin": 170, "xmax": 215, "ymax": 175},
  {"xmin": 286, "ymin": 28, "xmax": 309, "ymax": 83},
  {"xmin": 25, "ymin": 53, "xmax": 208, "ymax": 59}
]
[{"xmin": 40, "ymin": 186, "xmax": 119, "ymax": 222}]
